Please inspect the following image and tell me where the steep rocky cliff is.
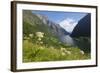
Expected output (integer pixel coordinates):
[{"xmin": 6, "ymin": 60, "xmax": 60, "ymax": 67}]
[{"xmin": 70, "ymin": 13, "xmax": 91, "ymax": 37}]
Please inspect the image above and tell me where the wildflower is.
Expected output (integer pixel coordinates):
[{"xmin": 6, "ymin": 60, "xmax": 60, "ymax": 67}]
[
  {"xmin": 64, "ymin": 50, "xmax": 71, "ymax": 55},
  {"xmin": 60, "ymin": 47, "xmax": 71, "ymax": 55},
  {"xmin": 61, "ymin": 52, "xmax": 66, "ymax": 56},
  {"xmin": 38, "ymin": 38, "xmax": 42, "ymax": 41},
  {"xmin": 40, "ymin": 42, "xmax": 43, "ymax": 44},
  {"xmin": 39, "ymin": 46, "xmax": 44, "ymax": 50},
  {"xmin": 24, "ymin": 36, "xmax": 28, "ymax": 40},
  {"xmin": 29, "ymin": 33, "xmax": 33, "ymax": 38},
  {"xmin": 80, "ymin": 50, "xmax": 84, "ymax": 55},
  {"xmin": 60, "ymin": 47, "xmax": 66, "ymax": 51},
  {"xmin": 50, "ymin": 46, "xmax": 54, "ymax": 50},
  {"xmin": 35, "ymin": 32, "xmax": 44, "ymax": 38},
  {"xmin": 24, "ymin": 36, "xmax": 30, "ymax": 40}
]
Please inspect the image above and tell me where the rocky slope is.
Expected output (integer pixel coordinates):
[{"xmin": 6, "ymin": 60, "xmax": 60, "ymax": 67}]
[
  {"xmin": 23, "ymin": 10, "xmax": 69, "ymax": 38},
  {"xmin": 70, "ymin": 13, "xmax": 91, "ymax": 37}
]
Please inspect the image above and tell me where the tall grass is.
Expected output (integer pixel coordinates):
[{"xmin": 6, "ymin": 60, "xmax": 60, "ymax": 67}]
[{"xmin": 23, "ymin": 35, "xmax": 90, "ymax": 62}]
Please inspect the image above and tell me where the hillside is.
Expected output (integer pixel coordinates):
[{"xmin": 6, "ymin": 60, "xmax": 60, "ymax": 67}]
[
  {"xmin": 70, "ymin": 13, "xmax": 91, "ymax": 37},
  {"xmin": 23, "ymin": 10, "xmax": 51, "ymax": 36},
  {"xmin": 23, "ymin": 10, "xmax": 91, "ymax": 62}
]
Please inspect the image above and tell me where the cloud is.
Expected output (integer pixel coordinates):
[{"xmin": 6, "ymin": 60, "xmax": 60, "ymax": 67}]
[{"xmin": 59, "ymin": 18, "xmax": 78, "ymax": 33}]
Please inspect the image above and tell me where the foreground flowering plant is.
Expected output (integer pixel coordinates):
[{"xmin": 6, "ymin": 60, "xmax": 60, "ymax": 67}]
[{"xmin": 35, "ymin": 32, "xmax": 44, "ymax": 41}]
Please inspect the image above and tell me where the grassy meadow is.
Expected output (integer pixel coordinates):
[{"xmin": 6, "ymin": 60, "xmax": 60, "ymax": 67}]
[
  {"xmin": 23, "ymin": 32, "xmax": 90, "ymax": 62},
  {"xmin": 23, "ymin": 10, "xmax": 91, "ymax": 63}
]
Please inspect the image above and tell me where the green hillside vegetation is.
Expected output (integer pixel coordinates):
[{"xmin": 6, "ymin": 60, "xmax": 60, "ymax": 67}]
[{"xmin": 23, "ymin": 10, "xmax": 90, "ymax": 62}]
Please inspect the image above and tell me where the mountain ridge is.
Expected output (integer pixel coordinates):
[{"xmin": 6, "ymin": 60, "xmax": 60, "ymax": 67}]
[
  {"xmin": 59, "ymin": 18, "xmax": 78, "ymax": 34},
  {"xmin": 70, "ymin": 13, "xmax": 91, "ymax": 37},
  {"xmin": 23, "ymin": 10, "xmax": 69, "ymax": 43}
]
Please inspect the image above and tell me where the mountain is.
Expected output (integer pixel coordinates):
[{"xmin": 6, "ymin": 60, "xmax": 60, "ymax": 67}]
[
  {"xmin": 23, "ymin": 10, "xmax": 69, "ymax": 42},
  {"xmin": 35, "ymin": 13, "xmax": 69, "ymax": 36},
  {"xmin": 70, "ymin": 13, "xmax": 91, "ymax": 37},
  {"xmin": 23, "ymin": 10, "xmax": 51, "ymax": 36},
  {"xmin": 59, "ymin": 18, "xmax": 77, "ymax": 34}
]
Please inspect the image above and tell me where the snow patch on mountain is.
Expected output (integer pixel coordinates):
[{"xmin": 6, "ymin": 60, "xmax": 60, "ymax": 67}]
[{"xmin": 59, "ymin": 18, "xmax": 78, "ymax": 33}]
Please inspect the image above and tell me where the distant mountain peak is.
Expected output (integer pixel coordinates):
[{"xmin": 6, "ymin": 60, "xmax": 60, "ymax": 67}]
[
  {"xmin": 70, "ymin": 13, "xmax": 91, "ymax": 37},
  {"xmin": 59, "ymin": 18, "xmax": 78, "ymax": 33}
]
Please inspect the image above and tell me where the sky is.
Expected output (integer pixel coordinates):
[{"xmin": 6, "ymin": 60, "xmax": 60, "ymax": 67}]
[
  {"xmin": 32, "ymin": 10, "xmax": 88, "ymax": 24},
  {"xmin": 32, "ymin": 10, "xmax": 89, "ymax": 33}
]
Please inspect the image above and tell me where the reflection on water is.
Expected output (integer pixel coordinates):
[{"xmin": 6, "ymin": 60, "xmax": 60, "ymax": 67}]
[{"xmin": 60, "ymin": 34, "xmax": 90, "ymax": 53}]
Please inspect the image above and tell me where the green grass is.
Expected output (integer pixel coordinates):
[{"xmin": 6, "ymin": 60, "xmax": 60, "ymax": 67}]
[
  {"xmin": 22, "ymin": 10, "xmax": 91, "ymax": 63},
  {"xmin": 23, "ymin": 38, "xmax": 90, "ymax": 63}
]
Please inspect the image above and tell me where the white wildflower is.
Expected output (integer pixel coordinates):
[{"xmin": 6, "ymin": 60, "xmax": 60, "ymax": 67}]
[
  {"xmin": 24, "ymin": 36, "xmax": 28, "ymax": 40},
  {"xmin": 80, "ymin": 50, "xmax": 84, "ymax": 55},
  {"xmin": 61, "ymin": 52, "xmax": 66, "ymax": 56},
  {"xmin": 35, "ymin": 32, "xmax": 44, "ymax": 38},
  {"xmin": 24, "ymin": 36, "xmax": 30, "ymax": 40},
  {"xmin": 50, "ymin": 46, "xmax": 54, "ymax": 49},
  {"xmin": 29, "ymin": 33, "xmax": 33, "ymax": 38},
  {"xmin": 38, "ymin": 38, "xmax": 42, "ymax": 41},
  {"xmin": 40, "ymin": 42, "xmax": 43, "ymax": 44},
  {"xmin": 40, "ymin": 46, "xmax": 44, "ymax": 50},
  {"xmin": 65, "ymin": 50, "xmax": 71, "ymax": 55},
  {"xmin": 50, "ymin": 46, "xmax": 54, "ymax": 50},
  {"xmin": 60, "ymin": 47, "xmax": 66, "ymax": 51},
  {"xmin": 61, "ymin": 47, "xmax": 71, "ymax": 55}
]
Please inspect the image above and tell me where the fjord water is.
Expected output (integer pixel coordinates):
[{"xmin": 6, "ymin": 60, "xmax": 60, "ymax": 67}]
[
  {"xmin": 59, "ymin": 13, "xmax": 91, "ymax": 53},
  {"xmin": 23, "ymin": 10, "xmax": 91, "ymax": 62},
  {"xmin": 59, "ymin": 34, "xmax": 90, "ymax": 53},
  {"xmin": 60, "ymin": 35, "xmax": 75, "ymax": 46}
]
